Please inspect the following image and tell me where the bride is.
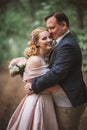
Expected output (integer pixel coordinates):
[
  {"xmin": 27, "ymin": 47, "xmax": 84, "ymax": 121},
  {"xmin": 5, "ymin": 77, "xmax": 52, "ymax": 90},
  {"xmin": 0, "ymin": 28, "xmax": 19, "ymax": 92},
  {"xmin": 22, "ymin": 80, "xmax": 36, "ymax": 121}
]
[{"xmin": 7, "ymin": 27, "xmax": 59, "ymax": 130}]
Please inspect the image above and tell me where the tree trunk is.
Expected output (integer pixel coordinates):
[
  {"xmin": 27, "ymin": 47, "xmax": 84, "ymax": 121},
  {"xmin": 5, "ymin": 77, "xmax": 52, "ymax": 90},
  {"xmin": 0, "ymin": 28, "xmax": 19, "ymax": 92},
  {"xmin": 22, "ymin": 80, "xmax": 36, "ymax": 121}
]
[{"xmin": 76, "ymin": 6, "xmax": 84, "ymax": 29}]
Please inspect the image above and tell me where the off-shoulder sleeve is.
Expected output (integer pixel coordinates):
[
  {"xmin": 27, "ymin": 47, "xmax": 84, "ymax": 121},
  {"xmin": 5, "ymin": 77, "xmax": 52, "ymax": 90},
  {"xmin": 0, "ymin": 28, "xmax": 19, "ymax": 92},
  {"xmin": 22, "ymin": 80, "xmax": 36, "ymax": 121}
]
[{"xmin": 23, "ymin": 56, "xmax": 49, "ymax": 82}]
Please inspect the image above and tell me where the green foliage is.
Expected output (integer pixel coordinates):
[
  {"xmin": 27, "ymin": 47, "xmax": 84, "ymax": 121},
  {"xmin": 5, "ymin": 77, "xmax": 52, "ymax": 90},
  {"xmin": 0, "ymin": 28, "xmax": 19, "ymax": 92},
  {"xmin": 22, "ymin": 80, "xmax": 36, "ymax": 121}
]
[
  {"xmin": 77, "ymin": 29, "xmax": 87, "ymax": 71},
  {"xmin": 0, "ymin": 0, "xmax": 87, "ymax": 71},
  {"xmin": 0, "ymin": 7, "xmax": 32, "ymax": 63}
]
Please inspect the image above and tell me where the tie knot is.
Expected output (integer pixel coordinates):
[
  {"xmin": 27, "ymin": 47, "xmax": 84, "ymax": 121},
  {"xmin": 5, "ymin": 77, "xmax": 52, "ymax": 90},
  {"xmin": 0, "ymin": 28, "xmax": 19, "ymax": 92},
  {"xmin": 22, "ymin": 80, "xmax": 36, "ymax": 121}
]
[{"xmin": 52, "ymin": 41, "xmax": 57, "ymax": 48}]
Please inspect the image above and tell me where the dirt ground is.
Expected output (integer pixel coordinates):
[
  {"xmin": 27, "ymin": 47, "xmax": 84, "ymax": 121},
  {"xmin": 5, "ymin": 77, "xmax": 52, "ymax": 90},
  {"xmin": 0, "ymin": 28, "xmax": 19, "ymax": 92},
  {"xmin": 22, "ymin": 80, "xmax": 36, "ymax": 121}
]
[{"xmin": 0, "ymin": 62, "xmax": 87, "ymax": 130}]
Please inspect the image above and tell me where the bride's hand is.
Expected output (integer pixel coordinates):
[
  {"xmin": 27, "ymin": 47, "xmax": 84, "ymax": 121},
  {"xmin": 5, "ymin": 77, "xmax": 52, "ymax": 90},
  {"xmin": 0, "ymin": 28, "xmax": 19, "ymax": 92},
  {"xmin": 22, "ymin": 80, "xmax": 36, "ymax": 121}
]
[{"xmin": 24, "ymin": 83, "xmax": 34, "ymax": 95}]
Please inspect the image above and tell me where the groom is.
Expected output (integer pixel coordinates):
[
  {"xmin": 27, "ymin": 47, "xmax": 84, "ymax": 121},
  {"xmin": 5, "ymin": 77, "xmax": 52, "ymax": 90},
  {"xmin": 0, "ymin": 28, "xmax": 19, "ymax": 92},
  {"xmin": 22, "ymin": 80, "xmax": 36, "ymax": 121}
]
[{"xmin": 26, "ymin": 11, "xmax": 87, "ymax": 130}]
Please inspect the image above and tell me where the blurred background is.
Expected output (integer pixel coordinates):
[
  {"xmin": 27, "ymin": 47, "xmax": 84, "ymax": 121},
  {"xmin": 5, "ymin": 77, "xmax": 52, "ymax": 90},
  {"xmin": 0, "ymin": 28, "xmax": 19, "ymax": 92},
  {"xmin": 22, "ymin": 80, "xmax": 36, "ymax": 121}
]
[
  {"xmin": 0, "ymin": 0, "xmax": 87, "ymax": 70},
  {"xmin": 0, "ymin": 0, "xmax": 87, "ymax": 130}
]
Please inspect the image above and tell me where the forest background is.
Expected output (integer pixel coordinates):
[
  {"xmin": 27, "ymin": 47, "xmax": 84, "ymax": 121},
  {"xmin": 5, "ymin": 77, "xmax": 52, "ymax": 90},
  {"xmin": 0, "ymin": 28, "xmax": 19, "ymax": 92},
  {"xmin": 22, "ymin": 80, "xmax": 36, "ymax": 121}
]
[{"xmin": 0, "ymin": 0, "xmax": 87, "ymax": 71}]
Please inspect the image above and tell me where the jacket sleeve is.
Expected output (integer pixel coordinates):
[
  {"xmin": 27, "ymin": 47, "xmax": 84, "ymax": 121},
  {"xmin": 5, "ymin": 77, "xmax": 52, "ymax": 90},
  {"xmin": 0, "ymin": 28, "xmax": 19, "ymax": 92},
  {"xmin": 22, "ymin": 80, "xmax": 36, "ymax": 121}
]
[{"xmin": 31, "ymin": 44, "xmax": 75, "ymax": 93}]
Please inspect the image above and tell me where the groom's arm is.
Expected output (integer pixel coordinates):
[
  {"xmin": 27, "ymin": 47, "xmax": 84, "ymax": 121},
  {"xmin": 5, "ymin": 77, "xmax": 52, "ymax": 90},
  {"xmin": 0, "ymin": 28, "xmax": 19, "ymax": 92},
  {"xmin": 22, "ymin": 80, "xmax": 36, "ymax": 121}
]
[{"xmin": 31, "ymin": 44, "xmax": 75, "ymax": 93}]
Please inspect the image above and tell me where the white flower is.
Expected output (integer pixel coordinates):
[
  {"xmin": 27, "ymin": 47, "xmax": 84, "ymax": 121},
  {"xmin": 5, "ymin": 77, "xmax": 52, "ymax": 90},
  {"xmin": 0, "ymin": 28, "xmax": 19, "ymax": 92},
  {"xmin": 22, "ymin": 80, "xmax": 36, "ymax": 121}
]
[{"xmin": 8, "ymin": 57, "xmax": 27, "ymax": 77}]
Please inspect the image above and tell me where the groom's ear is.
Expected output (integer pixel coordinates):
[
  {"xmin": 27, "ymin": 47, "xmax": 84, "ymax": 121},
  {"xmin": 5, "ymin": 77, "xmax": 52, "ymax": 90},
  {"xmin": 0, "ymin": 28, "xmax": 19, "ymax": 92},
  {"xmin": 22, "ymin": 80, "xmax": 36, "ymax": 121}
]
[
  {"xmin": 61, "ymin": 21, "xmax": 67, "ymax": 30},
  {"xmin": 61, "ymin": 21, "xmax": 66, "ymax": 27}
]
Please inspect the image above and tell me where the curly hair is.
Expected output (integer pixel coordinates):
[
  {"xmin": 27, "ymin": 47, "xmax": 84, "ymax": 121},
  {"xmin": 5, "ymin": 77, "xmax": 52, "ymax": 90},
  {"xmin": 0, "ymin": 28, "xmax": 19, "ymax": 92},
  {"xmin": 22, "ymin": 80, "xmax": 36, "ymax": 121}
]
[{"xmin": 24, "ymin": 27, "xmax": 47, "ymax": 58}]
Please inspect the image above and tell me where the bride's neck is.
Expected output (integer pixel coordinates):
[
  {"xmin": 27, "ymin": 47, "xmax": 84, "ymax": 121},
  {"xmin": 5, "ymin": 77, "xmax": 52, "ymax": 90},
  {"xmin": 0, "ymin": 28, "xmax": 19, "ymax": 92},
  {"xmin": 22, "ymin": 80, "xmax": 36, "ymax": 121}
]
[
  {"xmin": 39, "ymin": 49, "xmax": 50, "ymax": 63},
  {"xmin": 39, "ymin": 49, "xmax": 47, "ymax": 58}
]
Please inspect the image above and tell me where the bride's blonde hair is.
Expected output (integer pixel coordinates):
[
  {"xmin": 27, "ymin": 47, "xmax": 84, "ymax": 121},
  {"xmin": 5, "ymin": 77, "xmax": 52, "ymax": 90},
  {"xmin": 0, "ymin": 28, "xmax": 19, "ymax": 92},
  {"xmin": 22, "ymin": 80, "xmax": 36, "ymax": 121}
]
[{"xmin": 24, "ymin": 27, "xmax": 47, "ymax": 58}]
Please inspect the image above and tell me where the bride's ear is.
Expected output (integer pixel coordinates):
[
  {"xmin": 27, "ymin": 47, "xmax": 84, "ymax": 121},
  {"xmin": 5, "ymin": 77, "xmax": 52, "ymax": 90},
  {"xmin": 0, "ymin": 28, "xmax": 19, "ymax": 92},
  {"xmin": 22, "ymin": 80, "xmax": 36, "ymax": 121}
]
[{"xmin": 36, "ymin": 43, "xmax": 40, "ymax": 48}]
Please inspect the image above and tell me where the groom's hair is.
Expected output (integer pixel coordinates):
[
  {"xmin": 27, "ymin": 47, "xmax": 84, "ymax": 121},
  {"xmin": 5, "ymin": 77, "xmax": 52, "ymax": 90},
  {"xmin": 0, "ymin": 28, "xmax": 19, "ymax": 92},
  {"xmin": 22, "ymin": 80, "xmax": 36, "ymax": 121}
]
[{"xmin": 45, "ymin": 11, "xmax": 69, "ymax": 28}]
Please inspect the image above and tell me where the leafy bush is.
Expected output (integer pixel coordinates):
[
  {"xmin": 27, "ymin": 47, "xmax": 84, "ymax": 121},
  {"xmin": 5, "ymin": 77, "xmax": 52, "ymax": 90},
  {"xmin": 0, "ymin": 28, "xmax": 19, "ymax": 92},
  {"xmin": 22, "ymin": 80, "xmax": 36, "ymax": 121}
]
[
  {"xmin": 0, "ymin": 0, "xmax": 87, "ymax": 71},
  {"xmin": 0, "ymin": 8, "xmax": 32, "ymax": 63},
  {"xmin": 77, "ymin": 29, "xmax": 87, "ymax": 71}
]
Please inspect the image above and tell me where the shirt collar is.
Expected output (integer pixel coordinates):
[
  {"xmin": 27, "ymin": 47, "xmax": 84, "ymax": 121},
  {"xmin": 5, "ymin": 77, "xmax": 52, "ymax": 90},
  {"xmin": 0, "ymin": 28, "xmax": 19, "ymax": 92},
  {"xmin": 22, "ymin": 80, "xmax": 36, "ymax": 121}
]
[
  {"xmin": 52, "ymin": 29, "xmax": 70, "ymax": 50},
  {"xmin": 56, "ymin": 29, "xmax": 70, "ymax": 44}
]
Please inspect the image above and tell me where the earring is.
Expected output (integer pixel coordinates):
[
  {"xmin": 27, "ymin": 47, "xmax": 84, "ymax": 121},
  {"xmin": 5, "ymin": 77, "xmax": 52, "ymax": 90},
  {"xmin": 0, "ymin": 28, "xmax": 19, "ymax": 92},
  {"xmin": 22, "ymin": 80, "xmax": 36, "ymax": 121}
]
[{"xmin": 36, "ymin": 45, "xmax": 40, "ymax": 48}]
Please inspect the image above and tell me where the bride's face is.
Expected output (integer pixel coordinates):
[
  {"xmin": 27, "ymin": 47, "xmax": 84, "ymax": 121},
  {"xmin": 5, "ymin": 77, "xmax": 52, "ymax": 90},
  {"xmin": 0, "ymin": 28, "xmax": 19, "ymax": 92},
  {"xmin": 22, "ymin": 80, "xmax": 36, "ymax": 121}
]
[{"xmin": 37, "ymin": 31, "xmax": 53, "ymax": 53}]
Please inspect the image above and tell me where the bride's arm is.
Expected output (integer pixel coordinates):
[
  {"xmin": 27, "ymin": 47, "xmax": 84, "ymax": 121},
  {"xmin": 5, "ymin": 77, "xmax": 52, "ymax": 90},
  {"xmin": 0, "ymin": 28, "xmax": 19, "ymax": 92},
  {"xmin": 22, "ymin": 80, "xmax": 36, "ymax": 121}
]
[
  {"xmin": 42, "ymin": 85, "xmax": 60, "ymax": 93},
  {"xmin": 24, "ymin": 79, "xmax": 60, "ymax": 95}
]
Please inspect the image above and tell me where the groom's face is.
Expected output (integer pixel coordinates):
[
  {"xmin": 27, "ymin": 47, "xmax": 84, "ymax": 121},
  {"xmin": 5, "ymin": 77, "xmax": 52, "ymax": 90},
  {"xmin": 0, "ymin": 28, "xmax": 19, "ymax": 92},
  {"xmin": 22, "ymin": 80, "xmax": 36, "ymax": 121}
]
[{"xmin": 46, "ymin": 16, "xmax": 66, "ymax": 40}]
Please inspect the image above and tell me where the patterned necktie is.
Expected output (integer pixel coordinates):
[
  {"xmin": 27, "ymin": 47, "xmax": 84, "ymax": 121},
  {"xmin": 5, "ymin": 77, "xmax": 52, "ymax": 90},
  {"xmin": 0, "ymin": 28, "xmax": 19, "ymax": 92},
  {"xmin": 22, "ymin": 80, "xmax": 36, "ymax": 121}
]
[{"xmin": 52, "ymin": 40, "xmax": 57, "ymax": 49}]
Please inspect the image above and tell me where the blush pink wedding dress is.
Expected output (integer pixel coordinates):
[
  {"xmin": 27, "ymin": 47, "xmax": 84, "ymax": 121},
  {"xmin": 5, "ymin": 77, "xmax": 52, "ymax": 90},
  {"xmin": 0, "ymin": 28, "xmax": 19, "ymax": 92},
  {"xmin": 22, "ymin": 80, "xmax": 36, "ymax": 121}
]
[{"xmin": 7, "ymin": 65, "xmax": 59, "ymax": 130}]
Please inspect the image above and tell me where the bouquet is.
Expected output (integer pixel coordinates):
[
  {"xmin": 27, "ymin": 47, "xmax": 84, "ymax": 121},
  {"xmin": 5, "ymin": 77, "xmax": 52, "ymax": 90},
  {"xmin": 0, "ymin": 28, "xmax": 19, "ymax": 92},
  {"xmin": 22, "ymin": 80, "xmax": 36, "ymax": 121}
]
[{"xmin": 8, "ymin": 57, "xmax": 27, "ymax": 77}]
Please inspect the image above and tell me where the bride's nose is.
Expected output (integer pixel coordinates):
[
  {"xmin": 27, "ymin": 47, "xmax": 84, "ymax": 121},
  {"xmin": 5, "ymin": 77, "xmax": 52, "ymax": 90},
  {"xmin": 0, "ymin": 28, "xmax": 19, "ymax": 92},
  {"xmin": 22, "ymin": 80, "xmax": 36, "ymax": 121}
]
[{"xmin": 47, "ymin": 37, "xmax": 52, "ymax": 42}]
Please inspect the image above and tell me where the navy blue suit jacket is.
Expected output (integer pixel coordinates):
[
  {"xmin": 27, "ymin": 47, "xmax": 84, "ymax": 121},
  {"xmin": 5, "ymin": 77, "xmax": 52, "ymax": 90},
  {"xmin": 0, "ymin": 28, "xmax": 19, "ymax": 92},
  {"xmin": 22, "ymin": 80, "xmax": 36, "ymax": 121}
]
[{"xmin": 31, "ymin": 32, "xmax": 87, "ymax": 107}]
